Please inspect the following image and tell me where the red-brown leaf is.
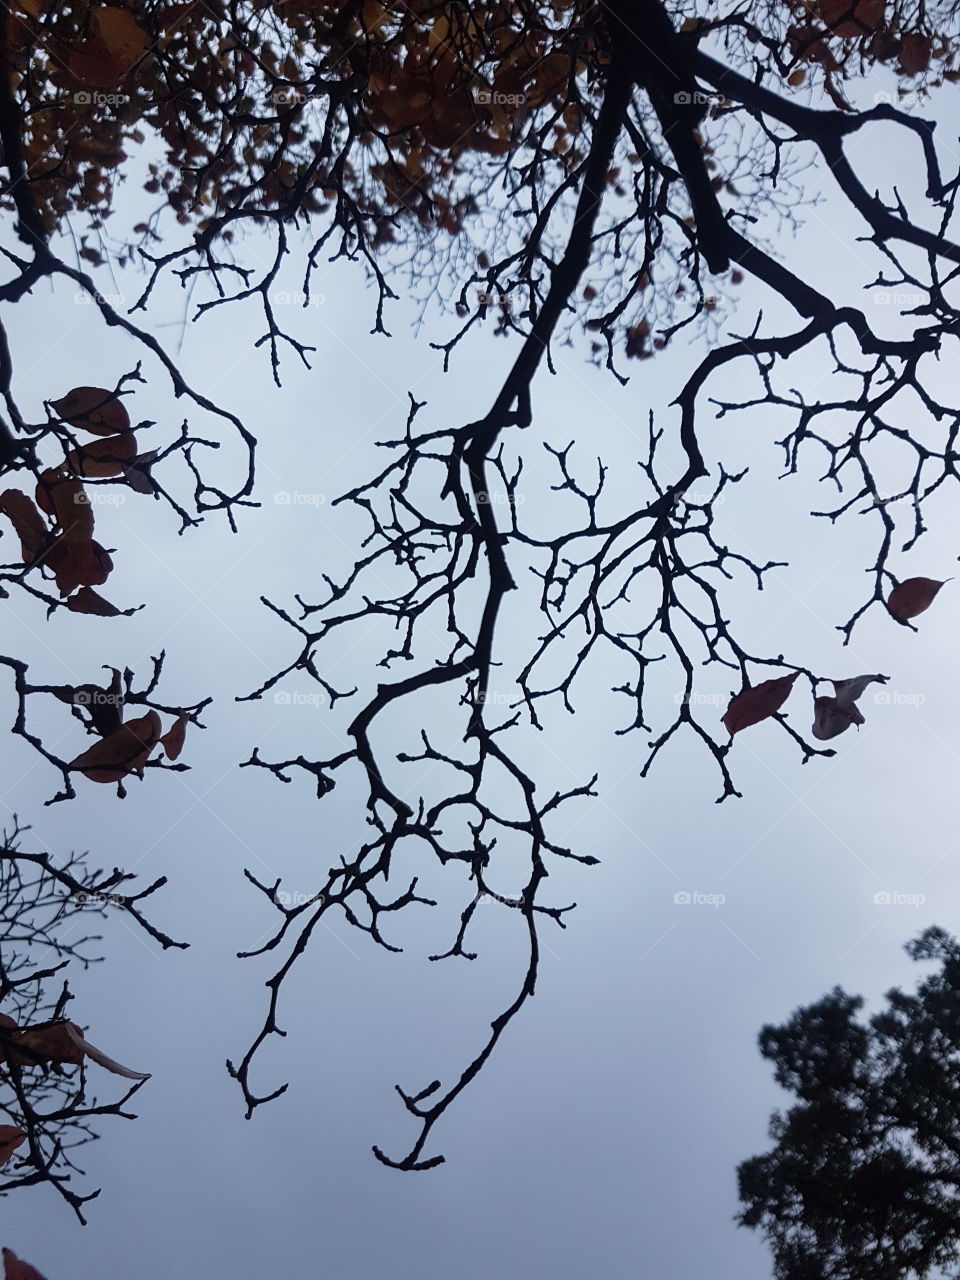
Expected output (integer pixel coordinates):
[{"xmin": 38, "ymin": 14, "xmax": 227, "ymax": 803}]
[
  {"xmin": 65, "ymin": 432, "xmax": 137, "ymax": 478},
  {"xmin": 35, "ymin": 468, "xmax": 94, "ymax": 541},
  {"xmin": 722, "ymin": 672, "xmax": 800, "ymax": 736},
  {"xmin": 887, "ymin": 576, "xmax": 947, "ymax": 621},
  {"xmin": 46, "ymin": 540, "xmax": 113, "ymax": 596},
  {"xmin": 160, "ymin": 712, "xmax": 188, "ymax": 761},
  {"xmin": 0, "ymin": 1125, "xmax": 26, "ymax": 1166},
  {"xmin": 899, "ymin": 32, "xmax": 932, "ymax": 74},
  {"xmin": 50, "ymin": 386, "xmax": 130, "ymax": 435},
  {"xmin": 66, "ymin": 586, "xmax": 123, "ymax": 616},
  {"xmin": 0, "ymin": 490, "xmax": 47, "ymax": 561},
  {"xmin": 2, "ymin": 1249, "xmax": 49, "ymax": 1280},
  {"xmin": 69, "ymin": 710, "xmax": 162, "ymax": 783},
  {"xmin": 6, "ymin": 1020, "xmax": 85, "ymax": 1067}
]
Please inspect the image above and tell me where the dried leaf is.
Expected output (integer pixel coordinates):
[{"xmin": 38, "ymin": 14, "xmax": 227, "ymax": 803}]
[
  {"xmin": 2, "ymin": 1249, "xmax": 48, "ymax": 1280},
  {"xmin": 66, "ymin": 586, "xmax": 131, "ymax": 617},
  {"xmin": 35, "ymin": 468, "xmax": 94, "ymax": 541},
  {"xmin": 160, "ymin": 712, "xmax": 188, "ymax": 761},
  {"xmin": 0, "ymin": 490, "xmax": 47, "ymax": 560},
  {"xmin": 65, "ymin": 432, "xmax": 137, "ymax": 478},
  {"xmin": 722, "ymin": 672, "xmax": 800, "ymax": 736},
  {"xmin": 7, "ymin": 1020, "xmax": 85, "ymax": 1067},
  {"xmin": 899, "ymin": 32, "xmax": 932, "ymax": 75},
  {"xmin": 812, "ymin": 695, "xmax": 865, "ymax": 740},
  {"xmin": 50, "ymin": 387, "xmax": 130, "ymax": 436},
  {"xmin": 70, "ymin": 710, "xmax": 162, "ymax": 783},
  {"xmin": 0, "ymin": 1125, "xmax": 26, "ymax": 1166},
  {"xmin": 832, "ymin": 673, "xmax": 887, "ymax": 705},
  {"xmin": 46, "ymin": 539, "xmax": 113, "ymax": 596},
  {"xmin": 887, "ymin": 577, "xmax": 948, "ymax": 621},
  {"xmin": 63, "ymin": 1023, "xmax": 150, "ymax": 1081}
]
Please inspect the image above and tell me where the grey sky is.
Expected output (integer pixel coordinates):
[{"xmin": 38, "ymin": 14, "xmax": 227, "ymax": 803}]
[{"xmin": 2, "ymin": 52, "xmax": 959, "ymax": 1280}]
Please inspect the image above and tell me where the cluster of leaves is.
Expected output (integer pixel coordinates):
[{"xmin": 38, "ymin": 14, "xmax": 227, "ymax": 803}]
[
  {"xmin": 722, "ymin": 578, "xmax": 947, "ymax": 740},
  {"xmin": 0, "ymin": 383, "xmax": 158, "ymax": 614},
  {"xmin": 0, "ymin": 819, "xmax": 183, "ymax": 1220},
  {"xmin": 738, "ymin": 927, "xmax": 960, "ymax": 1280}
]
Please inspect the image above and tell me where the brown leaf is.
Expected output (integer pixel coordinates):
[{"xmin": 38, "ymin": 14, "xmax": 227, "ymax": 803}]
[
  {"xmin": 0, "ymin": 490, "xmax": 47, "ymax": 560},
  {"xmin": 887, "ymin": 576, "xmax": 948, "ymax": 621},
  {"xmin": 0, "ymin": 1125, "xmax": 26, "ymax": 1166},
  {"xmin": 46, "ymin": 539, "xmax": 113, "ymax": 596},
  {"xmin": 66, "ymin": 586, "xmax": 125, "ymax": 616},
  {"xmin": 6, "ymin": 1020, "xmax": 85, "ymax": 1067},
  {"xmin": 812, "ymin": 695, "xmax": 864, "ymax": 740},
  {"xmin": 2, "ymin": 1249, "xmax": 48, "ymax": 1280},
  {"xmin": 160, "ymin": 712, "xmax": 188, "ymax": 761},
  {"xmin": 50, "ymin": 387, "xmax": 130, "ymax": 436},
  {"xmin": 35, "ymin": 468, "xmax": 94, "ymax": 541},
  {"xmin": 65, "ymin": 432, "xmax": 137, "ymax": 478},
  {"xmin": 722, "ymin": 672, "xmax": 800, "ymax": 736},
  {"xmin": 817, "ymin": 0, "xmax": 884, "ymax": 37},
  {"xmin": 70, "ymin": 710, "xmax": 162, "ymax": 783},
  {"xmin": 899, "ymin": 32, "xmax": 932, "ymax": 75}
]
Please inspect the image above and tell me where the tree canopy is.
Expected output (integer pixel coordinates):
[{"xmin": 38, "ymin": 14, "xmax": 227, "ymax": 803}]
[
  {"xmin": 739, "ymin": 927, "xmax": 960, "ymax": 1280},
  {"xmin": 1, "ymin": 0, "xmax": 960, "ymax": 1237}
]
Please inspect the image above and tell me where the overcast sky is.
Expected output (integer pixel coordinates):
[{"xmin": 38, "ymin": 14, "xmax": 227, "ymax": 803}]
[{"xmin": 2, "ymin": 53, "xmax": 960, "ymax": 1280}]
